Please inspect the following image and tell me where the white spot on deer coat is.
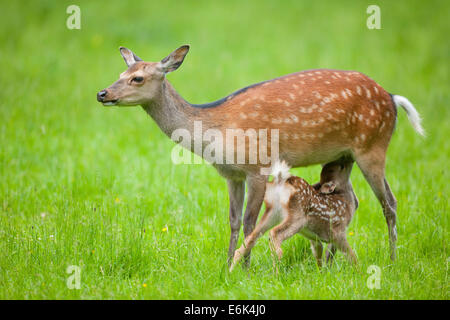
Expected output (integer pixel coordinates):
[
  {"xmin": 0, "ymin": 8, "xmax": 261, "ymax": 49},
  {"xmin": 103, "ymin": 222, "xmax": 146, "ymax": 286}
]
[
  {"xmin": 356, "ymin": 86, "xmax": 362, "ymax": 95},
  {"xmin": 345, "ymin": 88, "xmax": 353, "ymax": 97},
  {"xmin": 272, "ymin": 118, "xmax": 282, "ymax": 124},
  {"xmin": 374, "ymin": 86, "xmax": 379, "ymax": 95}
]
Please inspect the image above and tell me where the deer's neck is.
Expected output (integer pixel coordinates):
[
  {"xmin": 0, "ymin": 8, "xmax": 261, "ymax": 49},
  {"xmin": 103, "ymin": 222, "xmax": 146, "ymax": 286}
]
[{"xmin": 141, "ymin": 79, "xmax": 203, "ymax": 138}]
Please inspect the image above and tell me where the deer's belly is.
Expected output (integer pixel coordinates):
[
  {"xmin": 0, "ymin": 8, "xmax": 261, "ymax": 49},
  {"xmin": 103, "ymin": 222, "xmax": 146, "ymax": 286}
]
[{"xmin": 284, "ymin": 146, "xmax": 352, "ymax": 168}]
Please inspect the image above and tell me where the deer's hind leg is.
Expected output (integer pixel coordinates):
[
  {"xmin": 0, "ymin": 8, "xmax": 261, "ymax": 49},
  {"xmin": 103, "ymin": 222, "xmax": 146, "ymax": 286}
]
[{"xmin": 355, "ymin": 148, "xmax": 398, "ymax": 261}]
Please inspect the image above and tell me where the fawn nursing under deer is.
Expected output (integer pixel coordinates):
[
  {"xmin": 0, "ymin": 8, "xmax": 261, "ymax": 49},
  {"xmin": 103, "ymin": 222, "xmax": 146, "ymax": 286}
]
[
  {"xmin": 229, "ymin": 158, "xmax": 358, "ymax": 272},
  {"xmin": 97, "ymin": 45, "xmax": 424, "ymax": 267}
]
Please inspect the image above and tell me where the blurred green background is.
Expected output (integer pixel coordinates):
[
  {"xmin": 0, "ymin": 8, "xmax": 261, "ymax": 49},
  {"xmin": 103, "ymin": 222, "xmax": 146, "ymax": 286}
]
[{"xmin": 0, "ymin": 0, "xmax": 448, "ymax": 299}]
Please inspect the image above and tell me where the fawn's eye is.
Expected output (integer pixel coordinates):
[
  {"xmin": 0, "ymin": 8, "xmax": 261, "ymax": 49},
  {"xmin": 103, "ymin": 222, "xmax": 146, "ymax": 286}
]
[{"xmin": 132, "ymin": 76, "xmax": 144, "ymax": 83}]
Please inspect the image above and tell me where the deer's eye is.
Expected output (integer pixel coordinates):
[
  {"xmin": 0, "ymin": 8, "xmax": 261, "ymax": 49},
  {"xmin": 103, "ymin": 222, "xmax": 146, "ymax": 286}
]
[{"xmin": 132, "ymin": 76, "xmax": 144, "ymax": 83}]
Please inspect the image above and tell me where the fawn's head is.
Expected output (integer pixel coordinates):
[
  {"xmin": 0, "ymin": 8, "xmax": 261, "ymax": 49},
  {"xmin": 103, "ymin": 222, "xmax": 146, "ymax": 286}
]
[
  {"xmin": 97, "ymin": 45, "xmax": 189, "ymax": 106},
  {"xmin": 318, "ymin": 158, "xmax": 354, "ymax": 194}
]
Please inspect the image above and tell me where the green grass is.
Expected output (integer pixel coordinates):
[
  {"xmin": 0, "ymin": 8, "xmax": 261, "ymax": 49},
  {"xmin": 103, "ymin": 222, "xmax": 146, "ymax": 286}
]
[{"xmin": 0, "ymin": 0, "xmax": 448, "ymax": 299}]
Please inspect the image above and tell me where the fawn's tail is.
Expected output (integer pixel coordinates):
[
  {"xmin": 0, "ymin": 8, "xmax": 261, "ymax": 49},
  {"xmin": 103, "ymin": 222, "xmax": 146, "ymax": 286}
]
[{"xmin": 271, "ymin": 160, "xmax": 291, "ymax": 183}]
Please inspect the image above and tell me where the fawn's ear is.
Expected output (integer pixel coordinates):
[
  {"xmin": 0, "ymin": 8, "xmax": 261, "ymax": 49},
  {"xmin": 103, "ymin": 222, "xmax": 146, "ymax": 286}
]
[
  {"xmin": 159, "ymin": 45, "xmax": 190, "ymax": 73},
  {"xmin": 320, "ymin": 182, "xmax": 336, "ymax": 194},
  {"xmin": 119, "ymin": 47, "xmax": 143, "ymax": 67}
]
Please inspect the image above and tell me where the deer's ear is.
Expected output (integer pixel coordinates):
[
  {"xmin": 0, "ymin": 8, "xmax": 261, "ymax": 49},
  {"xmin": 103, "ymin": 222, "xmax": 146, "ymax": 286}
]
[
  {"xmin": 119, "ymin": 47, "xmax": 143, "ymax": 67},
  {"xmin": 320, "ymin": 182, "xmax": 336, "ymax": 194},
  {"xmin": 159, "ymin": 45, "xmax": 190, "ymax": 73}
]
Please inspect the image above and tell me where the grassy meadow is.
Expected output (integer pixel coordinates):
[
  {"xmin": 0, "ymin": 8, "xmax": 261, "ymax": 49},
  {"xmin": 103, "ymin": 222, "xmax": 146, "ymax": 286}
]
[{"xmin": 0, "ymin": 0, "xmax": 448, "ymax": 299}]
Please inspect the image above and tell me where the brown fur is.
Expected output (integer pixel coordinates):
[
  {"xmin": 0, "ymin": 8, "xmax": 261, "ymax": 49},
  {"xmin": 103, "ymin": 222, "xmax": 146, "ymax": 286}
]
[
  {"xmin": 97, "ymin": 46, "xmax": 420, "ymax": 265},
  {"xmin": 230, "ymin": 159, "xmax": 358, "ymax": 271}
]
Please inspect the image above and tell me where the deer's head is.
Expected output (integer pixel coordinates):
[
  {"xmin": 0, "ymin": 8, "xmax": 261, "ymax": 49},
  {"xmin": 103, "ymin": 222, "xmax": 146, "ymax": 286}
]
[{"xmin": 97, "ymin": 45, "xmax": 189, "ymax": 106}]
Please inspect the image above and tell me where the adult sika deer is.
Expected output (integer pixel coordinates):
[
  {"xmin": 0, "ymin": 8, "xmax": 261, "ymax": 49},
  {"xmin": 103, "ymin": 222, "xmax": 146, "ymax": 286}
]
[{"xmin": 97, "ymin": 45, "xmax": 424, "ymax": 264}]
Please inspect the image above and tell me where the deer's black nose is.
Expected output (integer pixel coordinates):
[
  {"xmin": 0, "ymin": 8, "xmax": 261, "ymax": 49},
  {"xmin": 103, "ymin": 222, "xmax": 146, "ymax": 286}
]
[{"xmin": 97, "ymin": 89, "xmax": 107, "ymax": 102}]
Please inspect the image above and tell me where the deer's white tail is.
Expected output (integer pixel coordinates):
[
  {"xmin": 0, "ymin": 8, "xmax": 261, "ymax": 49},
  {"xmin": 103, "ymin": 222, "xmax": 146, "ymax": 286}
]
[
  {"xmin": 271, "ymin": 161, "xmax": 291, "ymax": 183},
  {"xmin": 392, "ymin": 95, "xmax": 425, "ymax": 136}
]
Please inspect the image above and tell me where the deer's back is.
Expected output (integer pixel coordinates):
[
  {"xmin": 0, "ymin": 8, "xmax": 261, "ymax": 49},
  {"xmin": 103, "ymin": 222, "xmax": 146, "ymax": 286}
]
[{"xmin": 200, "ymin": 69, "xmax": 397, "ymax": 169}]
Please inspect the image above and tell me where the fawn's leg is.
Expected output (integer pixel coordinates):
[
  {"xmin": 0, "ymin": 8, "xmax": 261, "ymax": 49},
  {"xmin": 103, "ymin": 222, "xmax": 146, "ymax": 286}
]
[
  {"xmin": 229, "ymin": 206, "xmax": 279, "ymax": 272},
  {"xmin": 326, "ymin": 244, "xmax": 337, "ymax": 266},
  {"xmin": 310, "ymin": 240, "xmax": 323, "ymax": 268},
  {"xmin": 333, "ymin": 236, "xmax": 357, "ymax": 265},
  {"xmin": 269, "ymin": 215, "xmax": 306, "ymax": 273}
]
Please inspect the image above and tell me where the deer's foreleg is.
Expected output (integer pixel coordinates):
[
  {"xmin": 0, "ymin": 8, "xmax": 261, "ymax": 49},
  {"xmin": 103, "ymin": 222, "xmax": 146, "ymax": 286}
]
[
  {"xmin": 242, "ymin": 174, "xmax": 267, "ymax": 267},
  {"xmin": 226, "ymin": 179, "xmax": 245, "ymax": 266}
]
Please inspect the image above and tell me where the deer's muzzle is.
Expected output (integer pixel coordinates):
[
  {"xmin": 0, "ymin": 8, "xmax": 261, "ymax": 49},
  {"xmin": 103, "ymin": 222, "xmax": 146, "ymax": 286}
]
[{"xmin": 97, "ymin": 89, "xmax": 118, "ymax": 106}]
